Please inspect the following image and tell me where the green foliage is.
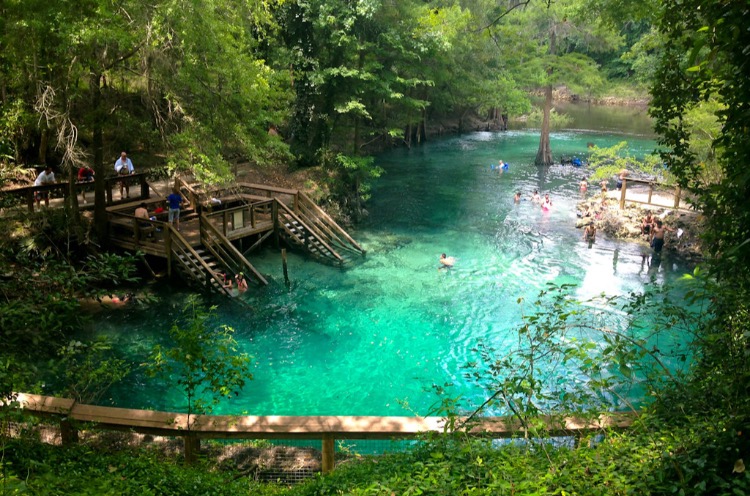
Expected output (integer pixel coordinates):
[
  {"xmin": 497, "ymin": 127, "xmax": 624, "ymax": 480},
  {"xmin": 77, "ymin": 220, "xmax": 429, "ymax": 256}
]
[
  {"xmin": 1, "ymin": 439, "xmax": 288, "ymax": 496},
  {"xmin": 587, "ymin": 141, "xmax": 669, "ymax": 182},
  {"xmin": 145, "ymin": 298, "xmax": 253, "ymax": 417},
  {"xmin": 328, "ymin": 154, "xmax": 383, "ymax": 202},
  {"xmin": 523, "ymin": 108, "xmax": 572, "ymax": 130},
  {"xmin": 54, "ymin": 339, "xmax": 131, "ymax": 404}
]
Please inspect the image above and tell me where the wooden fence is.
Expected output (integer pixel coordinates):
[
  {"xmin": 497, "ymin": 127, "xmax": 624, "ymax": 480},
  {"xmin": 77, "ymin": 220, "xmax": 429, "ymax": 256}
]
[
  {"xmin": 2, "ymin": 173, "xmax": 150, "ymax": 212},
  {"xmin": 618, "ymin": 178, "xmax": 683, "ymax": 210},
  {"xmin": 11, "ymin": 393, "xmax": 635, "ymax": 474}
]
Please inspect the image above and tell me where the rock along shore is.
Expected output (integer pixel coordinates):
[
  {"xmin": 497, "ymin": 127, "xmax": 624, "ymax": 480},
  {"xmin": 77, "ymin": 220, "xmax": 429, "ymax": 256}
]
[{"xmin": 575, "ymin": 191, "xmax": 704, "ymax": 261}]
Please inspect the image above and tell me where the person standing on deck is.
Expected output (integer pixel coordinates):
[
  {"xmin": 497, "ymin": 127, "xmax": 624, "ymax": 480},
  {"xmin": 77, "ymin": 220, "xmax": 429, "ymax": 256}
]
[
  {"xmin": 114, "ymin": 151, "xmax": 135, "ymax": 198},
  {"xmin": 77, "ymin": 166, "xmax": 94, "ymax": 203},
  {"xmin": 34, "ymin": 166, "xmax": 56, "ymax": 208},
  {"xmin": 167, "ymin": 189, "xmax": 185, "ymax": 231}
]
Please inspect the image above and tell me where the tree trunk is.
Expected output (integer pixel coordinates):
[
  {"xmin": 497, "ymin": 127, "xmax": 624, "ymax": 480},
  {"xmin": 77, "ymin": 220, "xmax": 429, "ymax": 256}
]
[
  {"xmin": 535, "ymin": 84, "xmax": 553, "ymax": 165},
  {"xmin": 535, "ymin": 29, "xmax": 556, "ymax": 166},
  {"xmin": 90, "ymin": 71, "xmax": 108, "ymax": 242}
]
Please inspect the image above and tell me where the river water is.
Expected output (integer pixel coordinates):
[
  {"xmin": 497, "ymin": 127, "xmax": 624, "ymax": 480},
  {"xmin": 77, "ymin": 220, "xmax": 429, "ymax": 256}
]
[{"xmin": 91, "ymin": 105, "xmax": 693, "ymax": 416}]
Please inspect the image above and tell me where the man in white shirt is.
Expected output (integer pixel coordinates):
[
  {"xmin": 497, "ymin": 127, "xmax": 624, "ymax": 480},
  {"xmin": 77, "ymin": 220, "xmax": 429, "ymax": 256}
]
[
  {"xmin": 114, "ymin": 151, "xmax": 135, "ymax": 198},
  {"xmin": 34, "ymin": 166, "xmax": 56, "ymax": 208}
]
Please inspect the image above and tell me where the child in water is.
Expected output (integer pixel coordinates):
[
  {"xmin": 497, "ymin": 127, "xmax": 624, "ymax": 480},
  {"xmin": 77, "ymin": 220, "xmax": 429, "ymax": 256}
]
[{"xmin": 541, "ymin": 194, "xmax": 552, "ymax": 211}]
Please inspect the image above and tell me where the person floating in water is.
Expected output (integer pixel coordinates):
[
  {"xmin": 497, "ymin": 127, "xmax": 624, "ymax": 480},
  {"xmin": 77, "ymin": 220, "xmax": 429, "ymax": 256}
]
[
  {"xmin": 580, "ymin": 178, "xmax": 588, "ymax": 192},
  {"xmin": 514, "ymin": 191, "xmax": 521, "ymax": 203},
  {"xmin": 439, "ymin": 253, "xmax": 455, "ymax": 269},
  {"xmin": 531, "ymin": 190, "xmax": 541, "ymax": 203}
]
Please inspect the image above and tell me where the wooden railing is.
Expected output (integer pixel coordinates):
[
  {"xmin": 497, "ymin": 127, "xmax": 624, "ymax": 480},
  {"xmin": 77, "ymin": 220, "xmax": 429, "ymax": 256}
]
[
  {"xmin": 199, "ymin": 214, "xmax": 268, "ymax": 286},
  {"xmin": 107, "ymin": 211, "xmax": 165, "ymax": 250},
  {"xmin": 204, "ymin": 199, "xmax": 274, "ymax": 237},
  {"xmin": 3, "ymin": 173, "xmax": 150, "ymax": 212},
  {"xmin": 12, "ymin": 392, "xmax": 636, "ymax": 473},
  {"xmin": 296, "ymin": 192, "xmax": 365, "ymax": 256},
  {"xmin": 164, "ymin": 224, "xmax": 232, "ymax": 296},
  {"xmin": 618, "ymin": 178, "xmax": 683, "ymax": 210},
  {"xmin": 276, "ymin": 201, "xmax": 344, "ymax": 263}
]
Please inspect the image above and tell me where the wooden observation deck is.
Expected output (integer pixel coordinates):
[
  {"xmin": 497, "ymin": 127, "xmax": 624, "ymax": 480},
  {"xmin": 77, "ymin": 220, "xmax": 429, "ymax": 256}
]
[
  {"xmin": 106, "ymin": 179, "xmax": 366, "ymax": 294},
  {"xmin": 1, "ymin": 175, "xmax": 365, "ymax": 295}
]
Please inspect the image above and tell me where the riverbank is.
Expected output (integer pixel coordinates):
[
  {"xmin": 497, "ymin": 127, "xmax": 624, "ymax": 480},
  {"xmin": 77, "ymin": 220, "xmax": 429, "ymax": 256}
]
[{"xmin": 575, "ymin": 191, "xmax": 704, "ymax": 261}]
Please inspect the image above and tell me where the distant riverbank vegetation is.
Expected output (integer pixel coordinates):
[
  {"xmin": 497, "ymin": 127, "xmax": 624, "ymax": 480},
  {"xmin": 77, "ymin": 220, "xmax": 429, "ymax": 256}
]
[{"xmin": 2, "ymin": 0, "xmax": 749, "ymax": 494}]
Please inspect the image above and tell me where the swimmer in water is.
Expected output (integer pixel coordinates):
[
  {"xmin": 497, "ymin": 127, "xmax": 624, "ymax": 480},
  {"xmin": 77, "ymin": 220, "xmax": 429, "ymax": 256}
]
[
  {"xmin": 514, "ymin": 191, "xmax": 521, "ymax": 203},
  {"xmin": 541, "ymin": 193, "xmax": 552, "ymax": 211},
  {"xmin": 439, "ymin": 253, "xmax": 455, "ymax": 269},
  {"xmin": 531, "ymin": 190, "xmax": 541, "ymax": 203}
]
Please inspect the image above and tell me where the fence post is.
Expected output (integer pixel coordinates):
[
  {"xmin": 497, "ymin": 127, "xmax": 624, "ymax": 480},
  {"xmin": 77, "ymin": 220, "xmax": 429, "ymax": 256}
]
[
  {"xmin": 27, "ymin": 190, "xmax": 34, "ymax": 212},
  {"xmin": 106, "ymin": 179, "xmax": 113, "ymax": 205},
  {"xmin": 60, "ymin": 419, "xmax": 79, "ymax": 446},
  {"xmin": 619, "ymin": 178, "xmax": 627, "ymax": 210},
  {"xmin": 184, "ymin": 434, "xmax": 200, "ymax": 465},
  {"xmin": 322, "ymin": 434, "xmax": 335, "ymax": 474}
]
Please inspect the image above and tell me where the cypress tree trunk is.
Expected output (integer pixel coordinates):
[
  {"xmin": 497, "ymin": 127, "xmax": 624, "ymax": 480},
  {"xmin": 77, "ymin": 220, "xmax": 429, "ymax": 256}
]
[
  {"xmin": 535, "ymin": 29, "xmax": 556, "ymax": 166},
  {"xmin": 535, "ymin": 84, "xmax": 553, "ymax": 165},
  {"xmin": 90, "ymin": 71, "xmax": 108, "ymax": 242}
]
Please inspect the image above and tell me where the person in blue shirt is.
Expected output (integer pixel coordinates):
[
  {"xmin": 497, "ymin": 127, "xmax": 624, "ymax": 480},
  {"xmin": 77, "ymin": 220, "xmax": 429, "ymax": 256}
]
[
  {"xmin": 167, "ymin": 189, "xmax": 185, "ymax": 230},
  {"xmin": 114, "ymin": 151, "xmax": 135, "ymax": 198}
]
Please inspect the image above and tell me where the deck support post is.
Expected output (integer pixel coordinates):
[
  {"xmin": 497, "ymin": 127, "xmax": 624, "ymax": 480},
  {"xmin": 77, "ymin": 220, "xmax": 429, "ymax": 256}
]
[
  {"xmin": 282, "ymin": 248, "xmax": 289, "ymax": 284},
  {"xmin": 647, "ymin": 182, "xmax": 654, "ymax": 204},
  {"xmin": 619, "ymin": 179, "xmax": 627, "ymax": 210},
  {"xmin": 322, "ymin": 434, "xmax": 335, "ymax": 474},
  {"xmin": 674, "ymin": 186, "xmax": 681, "ymax": 208},
  {"xmin": 272, "ymin": 200, "xmax": 280, "ymax": 249},
  {"xmin": 165, "ymin": 229, "xmax": 173, "ymax": 278}
]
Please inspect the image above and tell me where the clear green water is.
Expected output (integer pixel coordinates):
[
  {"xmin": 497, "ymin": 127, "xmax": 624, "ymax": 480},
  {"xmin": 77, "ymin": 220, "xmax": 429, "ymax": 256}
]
[{"xmin": 92, "ymin": 123, "xmax": 693, "ymax": 417}]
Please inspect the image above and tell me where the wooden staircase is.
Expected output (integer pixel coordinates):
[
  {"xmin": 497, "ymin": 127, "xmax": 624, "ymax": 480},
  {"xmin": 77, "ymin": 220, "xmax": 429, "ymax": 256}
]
[
  {"xmin": 276, "ymin": 192, "xmax": 366, "ymax": 265},
  {"xmin": 166, "ymin": 225, "xmax": 235, "ymax": 296}
]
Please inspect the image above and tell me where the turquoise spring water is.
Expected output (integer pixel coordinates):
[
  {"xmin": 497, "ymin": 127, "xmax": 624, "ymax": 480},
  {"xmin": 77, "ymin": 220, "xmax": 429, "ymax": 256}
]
[{"xmin": 90, "ymin": 124, "xmax": 694, "ymax": 417}]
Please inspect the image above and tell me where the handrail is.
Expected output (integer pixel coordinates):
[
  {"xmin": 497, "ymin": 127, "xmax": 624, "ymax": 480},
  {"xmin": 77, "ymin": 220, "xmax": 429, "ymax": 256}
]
[
  {"xmin": 3, "ymin": 172, "xmax": 150, "ymax": 212},
  {"xmin": 13, "ymin": 392, "xmax": 636, "ymax": 471},
  {"xmin": 203, "ymin": 199, "xmax": 274, "ymax": 221},
  {"xmin": 276, "ymin": 201, "xmax": 344, "ymax": 263},
  {"xmin": 166, "ymin": 224, "xmax": 232, "ymax": 296},
  {"xmin": 235, "ymin": 182, "xmax": 299, "ymax": 197},
  {"xmin": 297, "ymin": 192, "xmax": 365, "ymax": 254},
  {"xmin": 199, "ymin": 214, "xmax": 268, "ymax": 285},
  {"xmin": 107, "ymin": 211, "xmax": 165, "ymax": 246}
]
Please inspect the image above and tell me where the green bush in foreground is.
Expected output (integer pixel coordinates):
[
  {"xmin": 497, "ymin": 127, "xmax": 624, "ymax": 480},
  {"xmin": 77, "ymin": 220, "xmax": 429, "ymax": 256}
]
[
  {"xmin": 291, "ymin": 417, "xmax": 748, "ymax": 495},
  {"xmin": 0, "ymin": 439, "xmax": 288, "ymax": 496}
]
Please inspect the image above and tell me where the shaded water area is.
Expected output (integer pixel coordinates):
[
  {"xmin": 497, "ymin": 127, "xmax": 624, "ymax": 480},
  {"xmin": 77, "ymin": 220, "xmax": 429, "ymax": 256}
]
[{"xmin": 92, "ymin": 105, "xmax": 694, "ymax": 416}]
